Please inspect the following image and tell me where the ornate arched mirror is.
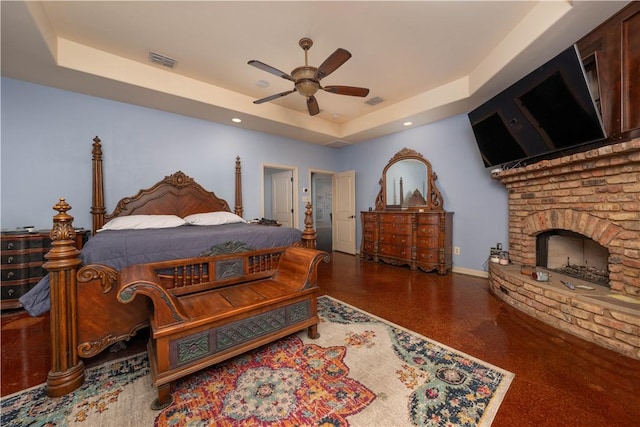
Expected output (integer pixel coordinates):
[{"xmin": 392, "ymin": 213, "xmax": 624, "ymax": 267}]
[{"xmin": 375, "ymin": 148, "xmax": 444, "ymax": 211}]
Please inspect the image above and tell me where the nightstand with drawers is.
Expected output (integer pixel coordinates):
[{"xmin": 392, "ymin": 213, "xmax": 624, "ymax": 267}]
[{"xmin": 1, "ymin": 229, "xmax": 89, "ymax": 310}]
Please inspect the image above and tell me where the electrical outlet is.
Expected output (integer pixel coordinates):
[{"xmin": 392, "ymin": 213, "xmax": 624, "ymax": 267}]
[{"xmin": 454, "ymin": 246, "xmax": 461, "ymax": 255}]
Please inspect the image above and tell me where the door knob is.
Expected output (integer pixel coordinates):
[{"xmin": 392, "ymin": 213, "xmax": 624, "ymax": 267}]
[{"xmin": 348, "ymin": 215, "xmax": 355, "ymax": 219}]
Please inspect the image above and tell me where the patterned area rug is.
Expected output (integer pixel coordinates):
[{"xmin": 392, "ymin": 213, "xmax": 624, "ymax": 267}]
[{"xmin": 1, "ymin": 296, "xmax": 514, "ymax": 426}]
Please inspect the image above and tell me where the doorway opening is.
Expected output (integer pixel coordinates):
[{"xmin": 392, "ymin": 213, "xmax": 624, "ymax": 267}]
[{"xmin": 311, "ymin": 171, "xmax": 333, "ymax": 252}]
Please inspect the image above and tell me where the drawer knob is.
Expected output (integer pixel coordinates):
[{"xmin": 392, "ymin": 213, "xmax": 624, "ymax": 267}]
[
  {"xmin": 7, "ymin": 272, "xmax": 14, "ymax": 279},
  {"xmin": 8, "ymin": 243, "xmax": 14, "ymax": 249},
  {"xmin": 7, "ymin": 256, "xmax": 14, "ymax": 264}
]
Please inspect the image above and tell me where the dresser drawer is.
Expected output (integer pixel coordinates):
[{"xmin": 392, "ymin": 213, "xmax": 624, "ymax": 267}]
[
  {"xmin": 379, "ymin": 243, "xmax": 410, "ymax": 258},
  {"xmin": 379, "ymin": 222, "xmax": 411, "ymax": 234},
  {"xmin": 1, "ymin": 279, "xmax": 37, "ymax": 301},
  {"xmin": 417, "ymin": 214, "xmax": 441, "ymax": 225},
  {"xmin": 380, "ymin": 232, "xmax": 410, "ymax": 245},
  {"xmin": 29, "ymin": 263, "xmax": 45, "ymax": 278},
  {"xmin": 1, "ymin": 265, "xmax": 30, "ymax": 281},
  {"xmin": 362, "ymin": 241, "xmax": 376, "ymax": 253},
  {"xmin": 416, "ymin": 235, "xmax": 438, "ymax": 249},
  {"xmin": 29, "ymin": 236, "xmax": 51, "ymax": 249},
  {"xmin": 380, "ymin": 214, "xmax": 412, "ymax": 224},
  {"xmin": 1, "ymin": 252, "xmax": 31, "ymax": 265},
  {"xmin": 417, "ymin": 224, "xmax": 438, "ymax": 236},
  {"xmin": 362, "ymin": 221, "xmax": 377, "ymax": 232},
  {"xmin": 417, "ymin": 249, "xmax": 439, "ymax": 263},
  {"xmin": 362, "ymin": 230, "xmax": 376, "ymax": 242},
  {"xmin": 1, "ymin": 238, "xmax": 30, "ymax": 251}
]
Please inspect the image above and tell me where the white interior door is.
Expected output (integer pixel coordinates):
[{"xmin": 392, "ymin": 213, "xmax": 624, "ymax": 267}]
[
  {"xmin": 333, "ymin": 170, "xmax": 356, "ymax": 254},
  {"xmin": 271, "ymin": 170, "xmax": 293, "ymax": 227}
]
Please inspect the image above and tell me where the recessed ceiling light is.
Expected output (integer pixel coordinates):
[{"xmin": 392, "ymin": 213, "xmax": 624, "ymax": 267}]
[
  {"xmin": 403, "ymin": 121, "xmax": 413, "ymax": 126},
  {"xmin": 232, "ymin": 118, "xmax": 242, "ymax": 123},
  {"xmin": 256, "ymin": 80, "xmax": 270, "ymax": 88}
]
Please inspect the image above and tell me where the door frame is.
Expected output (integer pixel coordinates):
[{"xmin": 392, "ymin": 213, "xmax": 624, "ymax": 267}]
[{"xmin": 262, "ymin": 163, "xmax": 299, "ymax": 229}]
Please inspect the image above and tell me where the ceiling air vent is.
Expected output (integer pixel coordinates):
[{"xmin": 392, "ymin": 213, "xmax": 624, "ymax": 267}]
[
  {"xmin": 365, "ymin": 96, "xmax": 384, "ymax": 106},
  {"xmin": 149, "ymin": 51, "xmax": 177, "ymax": 68}
]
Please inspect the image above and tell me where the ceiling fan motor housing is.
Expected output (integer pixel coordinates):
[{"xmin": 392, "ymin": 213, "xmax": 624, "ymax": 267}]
[{"xmin": 292, "ymin": 66, "xmax": 319, "ymax": 96}]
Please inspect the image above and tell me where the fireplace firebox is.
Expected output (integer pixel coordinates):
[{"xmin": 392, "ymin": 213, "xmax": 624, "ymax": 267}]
[{"xmin": 536, "ymin": 230, "xmax": 609, "ymax": 286}]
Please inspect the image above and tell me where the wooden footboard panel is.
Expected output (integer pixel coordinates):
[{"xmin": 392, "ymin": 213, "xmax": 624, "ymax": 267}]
[{"xmin": 76, "ymin": 265, "xmax": 149, "ymax": 358}]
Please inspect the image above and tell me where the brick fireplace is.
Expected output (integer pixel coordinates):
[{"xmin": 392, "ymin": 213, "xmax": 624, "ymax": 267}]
[{"xmin": 489, "ymin": 139, "xmax": 640, "ymax": 360}]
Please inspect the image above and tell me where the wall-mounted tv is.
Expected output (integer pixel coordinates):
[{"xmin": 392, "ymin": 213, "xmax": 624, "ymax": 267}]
[{"xmin": 468, "ymin": 44, "xmax": 606, "ymax": 168}]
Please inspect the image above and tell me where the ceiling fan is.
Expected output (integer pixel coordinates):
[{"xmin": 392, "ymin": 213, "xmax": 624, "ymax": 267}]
[{"xmin": 248, "ymin": 38, "xmax": 370, "ymax": 116}]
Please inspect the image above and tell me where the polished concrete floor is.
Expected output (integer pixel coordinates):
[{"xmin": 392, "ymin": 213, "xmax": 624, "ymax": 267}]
[{"xmin": 2, "ymin": 252, "xmax": 639, "ymax": 426}]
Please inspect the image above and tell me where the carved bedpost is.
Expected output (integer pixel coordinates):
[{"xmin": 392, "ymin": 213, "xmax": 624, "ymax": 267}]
[
  {"xmin": 234, "ymin": 156, "xmax": 244, "ymax": 218},
  {"xmin": 44, "ymin": 199, "xmax": 85, "ymax": 397},
  {"xmin": 91, "ymin": 137, "xmax": 106, "ymax": 235},
  {"xmin": 301, "ymin": 202, "xmax": 317, "ymax": 249}
]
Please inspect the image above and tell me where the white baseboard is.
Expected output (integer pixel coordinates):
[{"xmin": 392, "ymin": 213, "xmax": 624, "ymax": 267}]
[
  {"xmin": 354, "ymin": 250, "xmax": 489, "ymax": 278},
  {"xmin": 452, "ymin": 266, "xmax": 488, "ymax": 278}
]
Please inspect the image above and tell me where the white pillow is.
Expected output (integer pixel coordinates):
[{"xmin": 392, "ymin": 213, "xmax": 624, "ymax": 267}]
[
  {"xmin": 183, "ymin": 211, "xmax": 246, "ymax": 226},
  {"xmin": 98, "ymin": 215, "xmax": 186, "ymax": 231}
]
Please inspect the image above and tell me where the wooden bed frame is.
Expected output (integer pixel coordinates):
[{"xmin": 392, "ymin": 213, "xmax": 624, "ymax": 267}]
[{"xmin": 43, "ymin": 136, "xmax": 317, "ymax": 397}]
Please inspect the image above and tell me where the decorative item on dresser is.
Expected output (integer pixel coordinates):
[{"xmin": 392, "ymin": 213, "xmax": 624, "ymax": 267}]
[
  {"xmin": 361, "ymin": 148, "xmax": 453, "ymax": 274},
  {"xmin": 1, "ymin": 229, "xmax": 88, "ymax": 310}
]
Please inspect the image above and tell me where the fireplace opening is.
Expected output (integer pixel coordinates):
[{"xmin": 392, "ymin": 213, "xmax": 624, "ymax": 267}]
[{"xmin": 536, "ymin": 230, "xmax": 609, "ymax": 286}]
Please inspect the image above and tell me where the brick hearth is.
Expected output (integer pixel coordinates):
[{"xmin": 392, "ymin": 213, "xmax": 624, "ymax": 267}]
[{"xmin": 490, "ymin": 139, "xmax": 640, "ymax": 360}]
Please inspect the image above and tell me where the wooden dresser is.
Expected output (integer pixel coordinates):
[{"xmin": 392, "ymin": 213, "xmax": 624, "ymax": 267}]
[
  {"xmin": 362, "ymin": 147, "xmax": 453, "ymax": 274},
  {"xmin": 361, "ymin": 210, "xmax": 453, "ymax": 274},
  {"xmin": 1, "ymin": 229, "xmax": 88, "ymax": 310}
]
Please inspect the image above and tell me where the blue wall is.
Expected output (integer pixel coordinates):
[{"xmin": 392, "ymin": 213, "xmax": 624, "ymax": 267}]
[{"xmin": 1, "ymin": 77, "xmax": 509, "ymax": 274}]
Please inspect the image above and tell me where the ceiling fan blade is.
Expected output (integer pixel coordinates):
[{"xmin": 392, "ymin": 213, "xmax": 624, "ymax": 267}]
[
  {"xmin": 307, "ymin": 96, "xmax": 320, "ymax": 116},
  {"xmin": 253, "ymin": 89, "xmax": 296, "ymax": 104},
  {"xmin": 315, "ymin": 48, "xmax": 352, "ymax": 81},
  {"xmin": 323, "ymin": 85, "xmax": 370, "ymax": 97},
  {"xmin": 248, "ymin": 60, "xmax": 295, "ymax": 82}
]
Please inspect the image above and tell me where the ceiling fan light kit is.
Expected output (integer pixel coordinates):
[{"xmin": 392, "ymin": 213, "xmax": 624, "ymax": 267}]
[
  {"xmin": 292, "ymin": 66, "xmax": 319, "ymax": 96},
  {"xmin": 248, "ymin": 37, "xmax": 370, "ymax": 116}
]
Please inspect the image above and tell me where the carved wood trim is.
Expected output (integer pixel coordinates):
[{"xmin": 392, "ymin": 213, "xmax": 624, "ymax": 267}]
[
  {"xmin": 378, "ymin": 147, "xmax": 444, "ymax": 211},
  {"xmin": 44, "ymin": 199, "xmax": 84, "ymax": 397}
]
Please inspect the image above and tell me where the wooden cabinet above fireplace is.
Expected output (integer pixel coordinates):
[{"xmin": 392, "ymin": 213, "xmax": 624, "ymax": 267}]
[
  {"xmin": 577, "ymin": 2, "xmax": 640, "ymax": 142},
  {"xmin": 360, "ymin": 148, "xmax": 453, "ymax": 274}
]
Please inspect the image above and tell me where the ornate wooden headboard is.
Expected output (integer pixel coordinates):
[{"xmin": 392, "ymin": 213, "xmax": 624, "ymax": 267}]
[{"xmin": 90, "ymin": 137, "xmax": 243, "ymax": 234}]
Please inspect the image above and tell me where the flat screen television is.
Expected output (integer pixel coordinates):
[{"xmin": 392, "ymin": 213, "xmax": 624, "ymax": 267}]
[{"xmin": 468, "ymin": 44, "xmax": 606, "ymax": 168}]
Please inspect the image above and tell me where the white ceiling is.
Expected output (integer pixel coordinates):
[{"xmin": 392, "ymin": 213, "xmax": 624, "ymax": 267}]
[{"xmin": 1, "ymin": 1, "xmax": 629, "ymax": 147}]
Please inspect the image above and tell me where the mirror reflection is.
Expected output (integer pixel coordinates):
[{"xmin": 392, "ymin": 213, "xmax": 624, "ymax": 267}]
[{"xmin": 386, "ymin": 160, "xmax": 427, "ymax": 206}]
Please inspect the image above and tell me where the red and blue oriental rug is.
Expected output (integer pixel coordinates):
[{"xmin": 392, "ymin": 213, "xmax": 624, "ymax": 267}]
[{"xmin": 1, "ymin": 296, "xmax": 514, "ymax": 426}]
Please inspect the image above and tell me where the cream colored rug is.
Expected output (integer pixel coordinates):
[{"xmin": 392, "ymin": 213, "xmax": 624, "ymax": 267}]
[{"xmin": 1, "ymin": 296, "xmax": 514, "ymax": 426}]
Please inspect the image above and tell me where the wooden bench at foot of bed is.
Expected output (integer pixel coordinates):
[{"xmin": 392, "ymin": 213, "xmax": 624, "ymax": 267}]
[{"xmin": 117, "ymin": 245, "xmax": 329, "ymax": 409}]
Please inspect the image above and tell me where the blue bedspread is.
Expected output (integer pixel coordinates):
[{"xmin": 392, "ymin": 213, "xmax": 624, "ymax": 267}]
[{"xmin": 20, "ymin": 223, "xmax": 302, "ymax": 316}]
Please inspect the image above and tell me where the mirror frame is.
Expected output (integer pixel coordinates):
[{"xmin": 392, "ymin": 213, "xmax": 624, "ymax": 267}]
[{"xmin": 374, "ymin": 148, "xmax": 444, "ymax": 211}]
